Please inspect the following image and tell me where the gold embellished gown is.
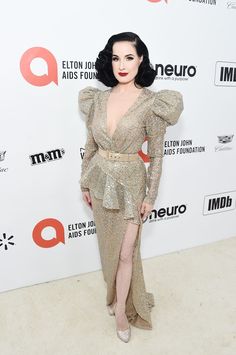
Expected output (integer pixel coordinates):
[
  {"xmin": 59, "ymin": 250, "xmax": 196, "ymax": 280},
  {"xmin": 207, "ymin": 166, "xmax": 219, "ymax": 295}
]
[{"xmin": 78, "ymin": 85, "xmax": 184, "ymax": 330}]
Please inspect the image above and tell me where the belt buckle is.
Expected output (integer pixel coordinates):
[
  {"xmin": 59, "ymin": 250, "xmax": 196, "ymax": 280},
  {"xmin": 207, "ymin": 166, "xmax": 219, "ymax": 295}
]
[{"xmin": 108, "ymin": 151, "xmax": 120, "ymax": 160}]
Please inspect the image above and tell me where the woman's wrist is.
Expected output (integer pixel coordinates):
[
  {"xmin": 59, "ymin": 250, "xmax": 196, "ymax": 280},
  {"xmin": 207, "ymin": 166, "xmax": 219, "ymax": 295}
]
[{"xmin": 81, "ymin": 187, "xmax": 89, "ymax": 192}]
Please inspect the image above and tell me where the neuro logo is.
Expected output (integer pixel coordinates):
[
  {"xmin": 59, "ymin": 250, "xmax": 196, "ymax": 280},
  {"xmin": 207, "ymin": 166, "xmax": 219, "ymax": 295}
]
[
  {"xmin": 0, "ymin": 233, "xmax": 15, "ymax": 251},
  {"xmin": 156, "ymin": 63, "xmax": 196, "ymax": 78},
  {"xmin": 143, "ymin": 204, "xmax": 187, "ymax": 223},
  {"xmin": 20, "ymin": 47, "xmax": 58, "ymax": 86},
  {"xmin": 32, "ymin": 218, "xmax": 65, "ymax": 248}
]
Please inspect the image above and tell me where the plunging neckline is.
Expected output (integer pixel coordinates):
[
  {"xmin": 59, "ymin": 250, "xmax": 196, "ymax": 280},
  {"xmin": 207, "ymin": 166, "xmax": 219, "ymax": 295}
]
[{"xmin": 104, "ymin": 87, "xmax": 145, "ymax": 140}]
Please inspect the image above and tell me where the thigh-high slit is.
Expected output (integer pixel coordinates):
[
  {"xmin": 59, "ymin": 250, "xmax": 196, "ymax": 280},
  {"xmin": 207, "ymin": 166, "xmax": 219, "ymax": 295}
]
[{"xmin": 90, "ymin": 189, "xmax": 155, "ymax": 330}]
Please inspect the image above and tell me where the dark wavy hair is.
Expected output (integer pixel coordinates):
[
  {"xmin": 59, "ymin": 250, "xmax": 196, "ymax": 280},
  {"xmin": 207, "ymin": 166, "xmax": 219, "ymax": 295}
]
[{"xmin": 95, "ymin": 32, "xmax": 156, "ymax": 88}]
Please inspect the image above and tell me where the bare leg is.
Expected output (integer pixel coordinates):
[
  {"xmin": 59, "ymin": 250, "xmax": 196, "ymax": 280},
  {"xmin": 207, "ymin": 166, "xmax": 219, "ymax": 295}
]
[{"xmin": 114, "ymin": 221, "xmax": 139, "ymax": 331}]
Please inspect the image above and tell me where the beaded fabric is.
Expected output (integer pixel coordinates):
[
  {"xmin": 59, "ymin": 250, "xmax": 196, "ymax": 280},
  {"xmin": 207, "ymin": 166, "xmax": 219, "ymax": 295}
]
[{"xmin": 78, "ymin": 85, "xmax": 184, "ymax": 329}]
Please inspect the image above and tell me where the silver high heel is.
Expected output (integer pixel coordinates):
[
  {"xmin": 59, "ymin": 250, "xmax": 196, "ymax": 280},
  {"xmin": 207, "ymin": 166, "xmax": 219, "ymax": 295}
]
[
  {"xmin": 114, "ymin": 303, "xmax": 131, "ymax": 343},
  {"xmin": 107, "ymin": 302, "xmax": 116, "ymax": 316},
  {"xmin": 116, "ymin": 324, "xmax": 131, "ymax": 343}
]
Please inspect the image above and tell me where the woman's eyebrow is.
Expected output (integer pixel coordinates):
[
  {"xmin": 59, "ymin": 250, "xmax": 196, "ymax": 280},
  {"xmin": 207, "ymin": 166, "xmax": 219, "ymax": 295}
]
[{"xmin": 112, "ymin": 54, "xmax": 134, "ymax": 57}]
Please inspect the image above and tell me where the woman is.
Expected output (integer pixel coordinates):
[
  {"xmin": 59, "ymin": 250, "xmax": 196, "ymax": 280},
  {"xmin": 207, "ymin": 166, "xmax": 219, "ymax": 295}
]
[{"xmin": 78, "ymin": 32, "xmax": 184, "ymax": 343}]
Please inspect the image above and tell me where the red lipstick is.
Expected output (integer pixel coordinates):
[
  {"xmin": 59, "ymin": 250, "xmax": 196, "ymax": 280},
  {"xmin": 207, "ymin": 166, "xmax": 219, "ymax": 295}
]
[{"xmin": 118, "ymin": 72, "xmax": 128, "ymax": 76}]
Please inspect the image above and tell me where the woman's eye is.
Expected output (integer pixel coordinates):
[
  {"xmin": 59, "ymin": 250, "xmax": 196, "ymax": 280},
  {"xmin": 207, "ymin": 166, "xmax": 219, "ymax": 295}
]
[{"xmin": 112, "ymin": 57, "xmax": 134, "ymax": 61}]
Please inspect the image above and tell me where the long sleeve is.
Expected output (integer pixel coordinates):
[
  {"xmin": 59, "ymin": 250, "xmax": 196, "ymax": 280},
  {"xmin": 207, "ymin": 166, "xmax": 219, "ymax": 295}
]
[
  {"xmin": 78, "ymin": 86, "xmax": 100, "ymax": 192},
  {"xmin": 143, "ymin": 89, "xmax": 184, "ymax": 206}
]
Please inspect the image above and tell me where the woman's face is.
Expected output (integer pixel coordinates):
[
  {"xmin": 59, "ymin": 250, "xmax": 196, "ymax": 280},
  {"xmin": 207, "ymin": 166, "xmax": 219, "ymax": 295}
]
[{"xmin": 111, "ymin": 41, "xmax": 143, "ymax": 85}]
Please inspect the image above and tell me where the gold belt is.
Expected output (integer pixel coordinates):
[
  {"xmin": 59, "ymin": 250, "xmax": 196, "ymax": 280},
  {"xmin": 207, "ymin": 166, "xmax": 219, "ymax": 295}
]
[{"xmin": 98, "ymin": 147, "xmax": 139, "ymax": 161}]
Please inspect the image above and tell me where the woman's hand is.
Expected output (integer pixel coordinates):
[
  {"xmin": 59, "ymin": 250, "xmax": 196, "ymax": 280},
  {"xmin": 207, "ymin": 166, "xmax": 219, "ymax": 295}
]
[
  {"xmin": 140, "ymin": 201, "xmax": 153, "ymax": 221},
  {"xmin": 82, "ymin": 190, "xmax": 93, "ymax": 210}
]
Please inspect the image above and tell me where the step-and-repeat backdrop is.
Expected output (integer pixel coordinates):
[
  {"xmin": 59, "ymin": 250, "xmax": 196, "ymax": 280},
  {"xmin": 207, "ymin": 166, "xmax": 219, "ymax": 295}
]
[{"xmin": 1, "ymin": 1, "xmax": 235, "ymax": 293}]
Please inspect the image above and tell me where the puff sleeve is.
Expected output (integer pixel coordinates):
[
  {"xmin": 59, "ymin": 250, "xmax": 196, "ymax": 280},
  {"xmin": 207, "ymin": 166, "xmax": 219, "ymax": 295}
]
[
  {"xmin": 143, "ymin": 89, "xmax": 184, "ymax": 206},
  {"xmin": 78, "ymin": 86, "xmax": 100, "ymax": 192}
]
